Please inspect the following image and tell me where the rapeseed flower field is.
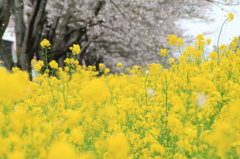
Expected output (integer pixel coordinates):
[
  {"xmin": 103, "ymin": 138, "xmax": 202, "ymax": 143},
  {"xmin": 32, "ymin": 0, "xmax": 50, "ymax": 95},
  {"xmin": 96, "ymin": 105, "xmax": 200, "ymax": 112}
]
[{"xmin": 1, "ymin": 13, "xmax": 240, "ymax": 159}]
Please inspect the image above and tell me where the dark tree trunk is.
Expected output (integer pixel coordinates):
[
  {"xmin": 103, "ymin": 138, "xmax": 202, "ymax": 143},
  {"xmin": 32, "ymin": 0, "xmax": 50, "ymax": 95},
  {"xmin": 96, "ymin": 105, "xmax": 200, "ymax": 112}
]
[
  {"xmin": 0, "ymin": 0, "xmax": 14, "ymax": 69},
  {"xmin": 13, "ymin": 0, "xmax": 26, "ymax": 58},
  {"xmin": 0, "ymin": 40, "xmax": 14, "ymax": 69},
  {"xmin": 14, "ymin": 0, "xmax": 47, "ymax": 71}
]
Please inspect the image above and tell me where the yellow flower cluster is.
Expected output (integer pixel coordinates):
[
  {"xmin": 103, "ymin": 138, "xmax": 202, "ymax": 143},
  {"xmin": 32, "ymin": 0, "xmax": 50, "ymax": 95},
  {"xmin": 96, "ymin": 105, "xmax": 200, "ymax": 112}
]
[
  {"xmin": 160, "ymin": 48, "xmax": 168, "ymax": 56},
  {"xmin": 99, "ymin": 63, "xmax": 105, "ymax": 69},
  {"xmin": 98, "ymin": 63, "xmax": 110, "ymax": 74},
  {"xmin": 1, "ymin": 32, "xmax": 240, "ymax": 158},
  {"xmin": 116, "ymin": 62, "xmax": 123, "ymax": 69},
  {"xmin": 33, "ymin": 60, "xmax": 44, "ymax": 72},
  {"xmin": 207, "ymin": 51, "xmax": 218, "ymax": 60},
  {"xmin": 194, "ymin": 34, "xmax": 211, "ymax": 52},
  {"xmin": 0, "ymin": 67, "xmax": 28, "ymax": 103},
  {"xmin": 63, "ymin": 58, "xmax": 80, "ymax": 74},
  {"xmin": 12, "ymin": 67, "xmax": 20, "ymax": 73},
  {"xmin": 225, "ymin": 13, "xmax": 234, "ymax": 22},
  {"xmin": 168, "ymin": 57, "xmax": 175, "ymax": 65},
  {"xmin": 173, "ymin": 34, "xmax": 213, "ymax": 60},
  {"xmin": 49, "ymin": 60, "xmax": 58, "ymax": 69},
  {"xmin": 69, "ymin": 44, "xmax": 81, "ymax": 55},
  {"xmin": 230, "ymin": 36, "xmax": 239, "ymax": 51},
  {"xmin": 167, "ymin": 35, "xmax": 184, "ymax": 48},
  {"xmin": 40, "ymin": 39, "xmax": 51, "ymax": 49}
]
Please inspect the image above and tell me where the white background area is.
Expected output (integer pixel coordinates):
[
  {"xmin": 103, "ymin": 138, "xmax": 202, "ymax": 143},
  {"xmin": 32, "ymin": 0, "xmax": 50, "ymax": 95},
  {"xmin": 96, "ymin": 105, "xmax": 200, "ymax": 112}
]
[
  {"xmin": 2, "ymin": 27, "xmax": 17, "ymax": 63},
  {"xmin": 181, "ymin": 4, "xmax": 240, "ymax": 54}
]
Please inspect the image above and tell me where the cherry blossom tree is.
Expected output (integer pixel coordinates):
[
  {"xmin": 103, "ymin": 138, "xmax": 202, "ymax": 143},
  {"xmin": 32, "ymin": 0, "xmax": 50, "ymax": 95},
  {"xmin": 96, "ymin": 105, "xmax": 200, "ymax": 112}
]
[{"xmin": 0, "ymin": 0, "xmax": 238, "ymax": 71}]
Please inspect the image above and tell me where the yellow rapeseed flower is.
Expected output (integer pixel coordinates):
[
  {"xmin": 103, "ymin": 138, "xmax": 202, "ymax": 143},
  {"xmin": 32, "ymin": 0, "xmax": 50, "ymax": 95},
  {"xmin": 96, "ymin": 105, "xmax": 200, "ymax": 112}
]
[
  {"xmin": 196, "ymin": 34, "xmax": 204, "ymax": 41},
  {"xmin": 33, "ymin": 60, "xmax": 44, "ymax": 72},
  {"xmin": 167, "ymin": 35, "xmax": 184, "ymax": 48},
  {"xmin": 74, "ymin": 60, "xmax": 79, "ymax": 66},
  {"xmin": 12, "ymin": 67, "xmax": 20, "ymax": 73},
  {"xmin": 116, "ymin": 62, "xmax": 123, "ymax": 69},
  {"xmin": 40, "ymin": 39, "xmax": 51, "ymax": 49},
  {"xmin": 167, "ymin": 35, "xmax": 178, "ymax": 45},
  {"xmin": 225, "ymin": 13, "xmax": 234, "ymax": 22},
  {"xmin": 0, "ymin": 67, "xmax": 28, "ymax": 102},
  {"xmin": 33, "ymin": 64, "xmax": 42, "ymax": 72},
  {"xmin": 107, "ymin": 132, "xmax": 129, "ymax": 158},
  {"xmin": 230, "ymin": 36, "xmax": 239, "ymax": 50},
  {"xmin": 31, "ymin": 59, "xmax": 37, "ymax": 65},
  {"xmin": 205, "ymin": 38, "xmax": 211, "ymax": 45},
  {"xmin": 193, "ymin": 50, "xmax": 202, "ymax": 58},
  {"xmin": 47, "ymin": 143, "xmax": 77, "ymax": 159},
  {"xmin": 150, "ymin": 143, "xmax": 165, "ymax": 154},
  {"xmin": 207, "ymin": 51, "xmax": 218, "ymax": 60},
  {"xmin": 2, "ymin": 33, "xmax": 240, "ymax": 159},
  {"xmin": 160, "ymin": 48, "xmax": 168, "ymax": 56},
  {"xmin": 169, "ymin": 57, "xmax": 175, "ymax": 65},
  {"xmin": 38, "ymin": 60, "xmax": 44, "ymax": 67},
  {"xmin": 69, "ymin": 44, "xmax": 81, "ymax": 55},
  {"xmin": 104, "ymin": 68, "xmax": 110, "ymax": 74},
  {"xmin": 49, "ymin": 60, "xmax": 58, "ymax": 69},
  {"xmin": 219, "ymin": 44, "xmax": 227, "ymax": 50},
  {"xmin": 64, "ymin": 58, "xmax": 70, "ymax": 64},
  {"xmin": 99, "ymin": 63, "xmax": 105, "ymax": 69},
  {"xmin": 80, "ymin": 78, "xmax": 110, "ymax": 103},
  {"xmin": 64, "ymin": 66, "xmax": 69, "ymax": 72},
  {"xmin": 176, "ymin": 38, "xmax": 184, "ymax": 47}
]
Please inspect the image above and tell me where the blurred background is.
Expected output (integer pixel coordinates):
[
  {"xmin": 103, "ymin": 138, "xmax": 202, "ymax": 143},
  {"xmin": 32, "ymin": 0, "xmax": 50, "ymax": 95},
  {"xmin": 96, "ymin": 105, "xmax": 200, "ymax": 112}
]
[
  {"xmin": 0, "ymin": 0, "xmax": 239, "ymax": 73},
  {"xmin": 181, "ymin": 4, "xmax": 240, "ymax": 54}
]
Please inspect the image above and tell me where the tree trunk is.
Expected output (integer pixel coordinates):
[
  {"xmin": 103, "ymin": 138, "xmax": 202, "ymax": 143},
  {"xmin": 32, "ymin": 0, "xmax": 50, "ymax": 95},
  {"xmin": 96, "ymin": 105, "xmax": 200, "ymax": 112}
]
[
  {"xmin": 0, "ymin": 40, "xmax": 14, "ymax": 69},
  {"xmin": 16, "ymin": 0, "xmax": 47, "ymax": 71},
  {"xmin": 13, "ymin": 0, "xmax": 26, "ymax": 61},
  {"xmin": 0, "ymin": 0, "xmax": 14, "ymax": 69}
]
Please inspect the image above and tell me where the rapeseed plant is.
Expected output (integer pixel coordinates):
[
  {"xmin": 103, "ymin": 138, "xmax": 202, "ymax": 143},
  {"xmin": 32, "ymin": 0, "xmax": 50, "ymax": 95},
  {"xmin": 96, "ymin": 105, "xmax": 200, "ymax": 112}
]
[
  {"xmin": 1, "ymin": 13, "xmax": 240, "ymax": 159},
  {"xmin": 69, "ymin": 44, "xmax": 81, "ymax": 55}
]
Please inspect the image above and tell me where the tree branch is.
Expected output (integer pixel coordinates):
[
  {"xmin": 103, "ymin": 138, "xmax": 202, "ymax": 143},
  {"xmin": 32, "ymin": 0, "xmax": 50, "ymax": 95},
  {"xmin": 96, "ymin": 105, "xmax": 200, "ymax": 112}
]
[
  {"xmin": 31, "ymin": 0, "xmax": 48, "ymax": 51},
  {"xmin": 205, "ymin": 0, "xmax": 239, "ymax": 5},
  {"xmin": 20, "ymin": 0, "xmax": 44, "ymax": 70},
  {"xmin": 100, "ymin": 24, "xmax": 126, "ymax": 34},
  {"xmin": 109, "ymin": 0, "xmax": 131, "ymax": 22},
  {"xmin": 93, "ymin": 0, "xmax": 106, "ymax": 16},
  {"xmin": 13, "ymin": 0, "xmax": 26, "ymax": 49}
]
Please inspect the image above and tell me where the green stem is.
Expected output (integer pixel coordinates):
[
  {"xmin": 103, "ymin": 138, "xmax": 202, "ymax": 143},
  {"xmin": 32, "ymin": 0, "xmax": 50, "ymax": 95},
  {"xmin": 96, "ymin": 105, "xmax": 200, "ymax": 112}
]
[
  {"xmin": 66, "ymin": 80, "xmax": 69, "ymax": 108},
  {"xmin": 165, "ymin": 55, "xmax": 167, "ymax": 68},
  {"xmin": 217, "ymin": 20, "xmax": 227, "ymax": 60},
  {"xmin": 62, "ymin": 79, "xmax": 68, "ymax": 109},
  {"xmin": 195, "ymin": 105, "xmax": 200, "ymax": 155},
  {"xmin": 42, "ymin": 47, "xmax": 55, "ymax": 105},
  {"xmin": 165, "ymin": 75, "xmax": 168, "ymax": 116},
  {"xmin": 203, "ymin": 50, "xmax": 205, "ymax": 62},
  {"xmin": 47, "ymin": 78, "xmax": 55, "ymax": 105},
  {"xmin": 178, "ymin": 45, "xmax": 182, "ymax": 56},
  {"xmin": 144, "ymin": 73, "xmax": 149, "ymax": 106},
  {"xmin": 44, "ymin": 48, "xmax": 49, "ymax": 70}
]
